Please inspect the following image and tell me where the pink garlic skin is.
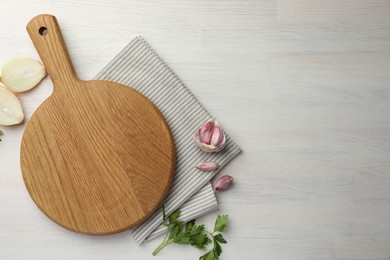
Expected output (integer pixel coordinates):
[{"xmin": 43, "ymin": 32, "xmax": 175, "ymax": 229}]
[
  {"xmin": 213, "ymin": 175, "xmax": 233, "ymax": 192},
  {"xmin": 196, "ymin": 162, "xmax": 219, "ymax": 172},
  {"xmin": 193, "ymin": 120, "xmax": 227, "ymax": 153}
]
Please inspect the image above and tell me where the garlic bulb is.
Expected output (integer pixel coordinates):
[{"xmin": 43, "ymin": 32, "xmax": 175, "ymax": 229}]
[
  {"xmin": 0, "ymin": 86, "xmax": 24, "ymax": 125},
  {"xmin": 193, "ymin": 120, "xmax": 227, "ymax": 153},
  {"xmin": 1, "ymin": 56, "xmax": 46, "ymax": 92}
]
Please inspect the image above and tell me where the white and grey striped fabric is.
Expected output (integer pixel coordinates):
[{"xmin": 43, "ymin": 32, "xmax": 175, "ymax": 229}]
[{"xmin": 94, "ymin": 36, "xmax": 241, "ymax": 244}]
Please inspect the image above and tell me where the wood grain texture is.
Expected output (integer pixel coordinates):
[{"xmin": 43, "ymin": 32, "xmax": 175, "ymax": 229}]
[
  {"xmin": 20, "ymin": 14, "xmax": 175, "ymax": 235},
  {"xmin": 1, "ymin": 0, "xmax": 390, "ymax": 259}
]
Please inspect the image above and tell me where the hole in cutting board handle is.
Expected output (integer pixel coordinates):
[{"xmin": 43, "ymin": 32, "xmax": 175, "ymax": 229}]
[{"xmin": 39, "ymin": 27, "xmax": 48, "ymax": 36}]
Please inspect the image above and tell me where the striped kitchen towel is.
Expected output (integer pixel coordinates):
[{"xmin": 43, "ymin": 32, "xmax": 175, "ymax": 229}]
[{"xmin": 94, "ymin": 36, "xmax": 241, "ymax": 244}]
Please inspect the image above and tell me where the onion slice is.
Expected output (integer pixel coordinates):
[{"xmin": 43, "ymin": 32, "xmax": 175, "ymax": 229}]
[
  {"xmin": 0, "ymin": 86, "xmax": 24, "ymax": 125},
  {"xmin": 1, "ymin": 56, "xmax": 46, "ymax": 92}
]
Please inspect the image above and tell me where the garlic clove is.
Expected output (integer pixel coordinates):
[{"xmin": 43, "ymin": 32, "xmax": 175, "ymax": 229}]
[
  {"xmin": 0, "ymin": 87, "xmax": 24, "ymax": 125},
  {"xmin": 199, "ymin": 120, "xmax": 214, "ymax": 144},
  {"xmin": 193, "ymin": 138, "xmax": 216, "ymax": 152},
  {"xmin": 213, "ymin": 175, "xmax": 233, "ymax": 192},
  {"xmin": 213, "ymin": 134, "xmax": 227, "ymax": 152},
  {"xmin": 210, "ymin": 125, "xmax": 223, "ymax": 145},
  {"xmin": 1, "ymin": 56, "xmax": 46, "ymax": 92},
  {"xmin": 196, "ymin": 162, "xmax": 219, "ymax": 171}
]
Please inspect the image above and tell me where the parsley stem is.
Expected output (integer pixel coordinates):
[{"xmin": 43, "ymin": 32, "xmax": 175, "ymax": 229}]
[
  {"xmin": 206, "ymin": 230, "xmax": 214, "ymax": 236},
  {"xmin": 152, "ymin": 239, "xmax": 172, "ymax": 256}
]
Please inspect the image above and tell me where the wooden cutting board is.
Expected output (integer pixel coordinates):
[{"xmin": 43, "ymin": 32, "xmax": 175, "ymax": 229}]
[{"xmin": 20, "ymin": 14, "xmax": 176, "ymax": 235}]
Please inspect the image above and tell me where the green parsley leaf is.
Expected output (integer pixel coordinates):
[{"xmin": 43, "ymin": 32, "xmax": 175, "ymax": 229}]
[
  {"xmin": 168, "ymin": 222, "xmax": 183, "ymax": 240},
  {"xmin": 173, "ymin": 230, "xmax": 185, "ymax": 243},
  {"xmin": 191, "ymin": 232, "xmax": 211, "ymax": 249},
  {"xmin": 169, "ymin": 210, "xmax": 181, "ymax": 223},
  {"xmin": 214, "ymin": 240, "xmax": 222, "ymax": 257},
  {"xmin": 214, "ymin": 234, "xmax": 227, "ymax": 244},
  {"xmin": 185, "ymin": 219, "xmax": 195, "ymax": 232},
  {"xmin": 214, "ymin": 215, "xmax": 229, "ymax": 233},
  {"xmin": 175, "ymin": 236, "xmax": 192, "ymax": 244},
  {"xmin": 199, "ymin": 250, "xmax": 215, "ymax": 260},
  {"xmin": 190, "ymin": 224, "xmax": 205, "ymax": 236}
]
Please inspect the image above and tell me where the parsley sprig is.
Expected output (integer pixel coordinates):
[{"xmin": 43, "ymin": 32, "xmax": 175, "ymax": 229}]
[
  {"xmin": 0, "ymin": 129, "xmax": 3, "ymax": 141},
  {"xmin": 152, "ymin": 206, "xmax": 229, "ymax": 260}
]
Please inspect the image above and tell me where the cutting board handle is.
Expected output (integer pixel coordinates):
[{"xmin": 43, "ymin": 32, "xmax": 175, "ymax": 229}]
[{"xmin": 26, "ymin": 14, "xmax": 78, "ymax": 88}]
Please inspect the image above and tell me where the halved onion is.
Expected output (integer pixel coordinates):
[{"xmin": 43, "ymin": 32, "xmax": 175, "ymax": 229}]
[
  {"xmin": 0, "ymin": 86, "xmax": 24, "ymax": 125},
  {"xmin": 1, "ymin": 56, "xmax": 46, "ymax": 92}
]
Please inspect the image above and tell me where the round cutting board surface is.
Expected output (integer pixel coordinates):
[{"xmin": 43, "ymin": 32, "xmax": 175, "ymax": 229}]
[{"xmin": 20, "ymin": 14, "xmax": 175, "ymax": 235}]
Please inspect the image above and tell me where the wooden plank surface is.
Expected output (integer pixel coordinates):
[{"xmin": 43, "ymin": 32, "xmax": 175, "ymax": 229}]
[{"xmin": 1, "ymin": 0, "xmax": 390, "ymax": 259}]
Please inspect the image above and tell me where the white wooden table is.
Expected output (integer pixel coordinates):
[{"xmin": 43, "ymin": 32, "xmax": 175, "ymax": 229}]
[{"xmin": 1, "ymin": 0, "xmax": 390, "ymax": 259}]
